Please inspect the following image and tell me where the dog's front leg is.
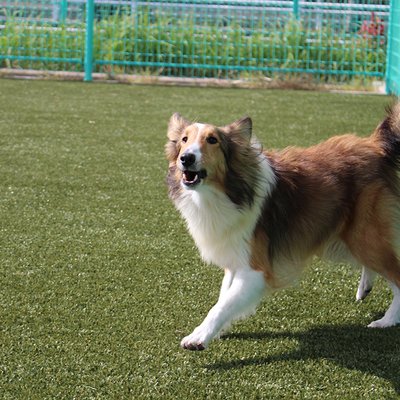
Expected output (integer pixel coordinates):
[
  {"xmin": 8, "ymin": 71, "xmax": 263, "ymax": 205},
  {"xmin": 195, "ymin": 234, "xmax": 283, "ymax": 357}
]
[
  {"xmin": 181, "ymin": 267, "xmax": 266, "ymax": 350},
  {"xmin": 218, "ymin": 268, "xmax": 234, "ymax": 301}
]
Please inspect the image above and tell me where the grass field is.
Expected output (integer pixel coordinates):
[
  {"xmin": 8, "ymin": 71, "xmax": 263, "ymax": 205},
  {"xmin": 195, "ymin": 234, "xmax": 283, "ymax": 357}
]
[{"xmin": 0, "ymin": 79, "xmax": 399, "ymax": 399}]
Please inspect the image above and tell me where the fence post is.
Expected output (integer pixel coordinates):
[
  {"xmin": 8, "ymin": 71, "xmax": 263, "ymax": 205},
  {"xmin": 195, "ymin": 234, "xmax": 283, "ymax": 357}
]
[
  {"xmin": 293, "ymin": 0, "xmax": 299, "ymax": 20},
  {"xmin": 84, "ymin": 0, "xmax": 95, "ymax": 82},
  {"xmin": 60, "ymin": 0, "xmax": 68, "ymax": 23},
  {"xmin": 385, "ymin": 0, "xmax": 400, "ymax": 96}
]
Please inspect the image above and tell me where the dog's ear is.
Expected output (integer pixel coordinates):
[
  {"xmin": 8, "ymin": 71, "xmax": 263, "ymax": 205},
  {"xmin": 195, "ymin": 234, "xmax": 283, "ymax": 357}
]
[
  {"xmin": 167, "ymin": 113, "xmax": 190, "ymax": 141},
  {"xmin": 223, "ymin": 116, "xmax": 252, "ymax": 142},
  {"xmin": 165, "ymin": 113, "xmax": 190, "ymax": 162}
]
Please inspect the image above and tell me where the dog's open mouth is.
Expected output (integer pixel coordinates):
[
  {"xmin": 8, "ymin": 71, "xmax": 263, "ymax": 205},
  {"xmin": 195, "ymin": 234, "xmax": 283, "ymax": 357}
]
[{"xmin": 182, "ymin": 169, "xmax": 207, "ymax": 187}]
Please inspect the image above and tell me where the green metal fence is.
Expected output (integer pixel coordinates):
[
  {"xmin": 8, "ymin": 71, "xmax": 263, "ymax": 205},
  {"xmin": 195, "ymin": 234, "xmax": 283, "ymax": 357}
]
[
  {"xmin": 0, "ymin": 0, "xmax": 85, "ymax": 71},
  {"xmin": 386, "ymin": 0, "xmax": 400, "ymax": 96},
  {"xmin": 0, "ymin": 0, "xmax": 398, "ymax": 92}
]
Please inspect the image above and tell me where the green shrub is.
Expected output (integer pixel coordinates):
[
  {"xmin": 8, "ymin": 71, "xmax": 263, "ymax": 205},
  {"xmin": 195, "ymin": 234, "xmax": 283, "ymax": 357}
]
[{"xmin": 0, "ymin": 9, "xmax": 386, "ymax": 83}]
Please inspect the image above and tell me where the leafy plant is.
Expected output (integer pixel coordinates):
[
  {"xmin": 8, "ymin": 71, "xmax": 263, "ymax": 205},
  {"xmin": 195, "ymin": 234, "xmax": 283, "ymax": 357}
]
[{"xmin": 0, "ymin": 9, "xmax": 387, "ymax": 83}]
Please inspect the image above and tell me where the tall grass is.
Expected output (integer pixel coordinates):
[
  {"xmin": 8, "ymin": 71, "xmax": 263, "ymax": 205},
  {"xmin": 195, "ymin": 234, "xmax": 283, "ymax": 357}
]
[
  {"xmin": 0, "ymin": 18, "xmax": 85, "ymax": 71},
  {"xmin": 0, "ymin": 8, "xmax": 386, "ymax": 82}
]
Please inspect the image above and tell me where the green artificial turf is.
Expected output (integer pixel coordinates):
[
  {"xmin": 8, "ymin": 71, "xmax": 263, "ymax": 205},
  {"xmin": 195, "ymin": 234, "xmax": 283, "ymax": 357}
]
[{"xmin": 0, "ymin": 79, "xmax": 399, "ymax": 399}]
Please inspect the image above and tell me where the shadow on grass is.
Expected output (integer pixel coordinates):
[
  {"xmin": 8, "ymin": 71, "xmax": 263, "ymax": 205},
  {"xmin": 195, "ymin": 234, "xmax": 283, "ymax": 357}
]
[{"xmin": 207, "ymin": 324, "xmax": 400, "ymax": 393}]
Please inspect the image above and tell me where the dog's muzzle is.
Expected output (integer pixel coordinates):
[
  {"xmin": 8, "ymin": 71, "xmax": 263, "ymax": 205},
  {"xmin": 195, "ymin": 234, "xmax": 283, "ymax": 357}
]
[
  {"xmin": 182, "ymin": 169, "xmax": 207, "ymax": 187},
  {"xmin": 179, "ymin": 151, "xmax": 207, "ymax": 187}
]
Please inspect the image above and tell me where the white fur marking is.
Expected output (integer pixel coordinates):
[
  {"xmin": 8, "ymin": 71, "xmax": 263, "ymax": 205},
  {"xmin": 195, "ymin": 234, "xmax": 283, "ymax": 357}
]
[
  {"xmin": 219, "ymin": 269, "xmax": 234, "ymax": 302},
  {"xmin": 368, "ymin": 282, "xmax": 400, "ymax": 328},
  {"xmin": 175, "ymin": 152, "xmax": 275, "ymax": 270},
  {"xmin": 181, "ymin": 142, "xmax": 202, "ymax": 169},
  {"xmin": 176, "ymin": 143, "xmax": 276, "ymax": 349},
  {"xmin": 194, "ymin": 123, "xmax": 207, "ymax": 133},
  {"xmin": 178, "ymin": 124, "xmax": 206, "ymax": 172},
  {"xmin": 181, "ymin": 267, "xmax": 266, "ymax": 350},
  {"xmin": 356, "ymin": 267, "xmax": 376, "ymax": 301}
]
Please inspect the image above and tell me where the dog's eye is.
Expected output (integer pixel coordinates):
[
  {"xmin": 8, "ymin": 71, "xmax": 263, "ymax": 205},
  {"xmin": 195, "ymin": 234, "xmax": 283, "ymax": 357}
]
[
  {"xmin": 182, "ymin": 136, "xmax": 188, "ymax": 143},
  {"xmin": 206, "ymin": 136, "xmax": 218, "ymax": 144}
]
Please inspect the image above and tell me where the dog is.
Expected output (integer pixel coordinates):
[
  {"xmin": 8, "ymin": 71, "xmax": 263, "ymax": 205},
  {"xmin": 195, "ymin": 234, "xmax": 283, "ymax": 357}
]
[{"xmin": 165, "ymin": 104, "xmax": 400, "ymax": 351}]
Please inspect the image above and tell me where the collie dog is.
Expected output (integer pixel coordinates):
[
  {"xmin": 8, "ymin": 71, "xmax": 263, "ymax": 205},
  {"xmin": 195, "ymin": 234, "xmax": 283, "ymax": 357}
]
[{"xmin": 165, "ymin": 104, "xmax": 400, "ymax": 351}]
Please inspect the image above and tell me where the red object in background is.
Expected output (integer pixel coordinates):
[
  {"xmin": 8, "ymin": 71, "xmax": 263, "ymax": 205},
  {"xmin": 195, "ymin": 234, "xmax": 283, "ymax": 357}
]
[{"xmin": 360, "ymin": 12, "xmax": 385, "ymax": 37}]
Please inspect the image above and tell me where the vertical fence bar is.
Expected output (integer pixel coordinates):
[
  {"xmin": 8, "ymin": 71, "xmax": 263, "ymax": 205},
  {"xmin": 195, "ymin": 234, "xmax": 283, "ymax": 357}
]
[
  {"xmin": 386, "ymin": 0, "xmax": 393, "ymax": 94},
  {"xmin": 84, "ymin": 0, "xmax": 95, "ymax": 82},
  {"xmin": 60, "ymin": 0, "xmax": 68, "ymax": 23},
  {"xmin": 386, "ymin": 0, "xmax": 400, "ymax": 96},
  {"xmin": 293, "ymin": 0, "xmax": 299, "ymax": 20}
]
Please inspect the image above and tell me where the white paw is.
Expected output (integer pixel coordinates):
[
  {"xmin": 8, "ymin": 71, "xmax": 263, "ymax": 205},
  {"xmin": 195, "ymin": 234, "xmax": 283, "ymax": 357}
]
[
  {"xmin": 180, "ymin": 326, "xmax": 212, "ymax": 351},
  {"xmin": 368, "ymin": 317, "xmax": 399, "ymax": 328},
  {"xmin": 356, "ymin": 268, "xmax": 376, "ymax": 301},
  {"xmin": 356, "ymin": 285, "xmax": 372, "ymax": 301}
]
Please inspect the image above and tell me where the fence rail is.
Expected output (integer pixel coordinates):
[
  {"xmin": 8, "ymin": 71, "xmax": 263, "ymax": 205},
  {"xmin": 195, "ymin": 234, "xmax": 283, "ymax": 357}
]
[{"xmin": 0, "ymin": 0, "xmax": 399, "ymax": 94}]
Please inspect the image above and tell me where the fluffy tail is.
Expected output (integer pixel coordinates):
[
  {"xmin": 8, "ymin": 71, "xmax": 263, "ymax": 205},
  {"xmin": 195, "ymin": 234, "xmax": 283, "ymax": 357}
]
[{"xmin": 374, "ymin": 102, "xmax": 400, "ymax": 167}]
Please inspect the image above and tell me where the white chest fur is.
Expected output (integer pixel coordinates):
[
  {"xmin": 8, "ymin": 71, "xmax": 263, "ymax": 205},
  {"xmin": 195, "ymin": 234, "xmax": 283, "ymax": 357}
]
[{"xmin": 175, "ymin": 156, "xmax": 275, "ymax": 270}]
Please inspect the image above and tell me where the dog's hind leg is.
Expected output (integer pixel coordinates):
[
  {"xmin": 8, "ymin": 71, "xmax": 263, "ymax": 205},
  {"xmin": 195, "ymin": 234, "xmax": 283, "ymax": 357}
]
[
  {"xmin": 357, "ymin": 246, "xmax": 400, "ymax": 327},
  {"xmin": 356, "ymin": 267, "xmax": 377, "ymax": 301},
  {"xmin": 343, "ymin": 184, "xmax": 400, "ymax": 327},
  {"xmin": 369, "ymin": 282, "xmax": 400, "ymax": 328},
  {"xmin": 350, "ymin": 245, "xmax": 400, "ymax": 327},
  {"xmin": 181, "ymin": 266, "xmax": 266, "ymax": 350}
]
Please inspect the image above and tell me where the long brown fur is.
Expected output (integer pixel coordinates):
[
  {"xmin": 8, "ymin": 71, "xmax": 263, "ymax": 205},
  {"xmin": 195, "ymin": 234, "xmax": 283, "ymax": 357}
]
[
  {"xmin": 252, "ymin": 103, "xmax": 400, "ymax": 288},
  {"xmin": 167, "ymin": 104, "xmax": 400, "ymax": 349},
  {"xmin": 167, "ymin": 104, "xmax": 400, "ymax": 289}
]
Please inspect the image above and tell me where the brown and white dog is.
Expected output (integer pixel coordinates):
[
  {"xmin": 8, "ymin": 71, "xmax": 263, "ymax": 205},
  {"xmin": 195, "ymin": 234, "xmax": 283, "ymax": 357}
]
[{"xmin": 165, "ymin": 104, "xmax": 400, "ymax": 351}]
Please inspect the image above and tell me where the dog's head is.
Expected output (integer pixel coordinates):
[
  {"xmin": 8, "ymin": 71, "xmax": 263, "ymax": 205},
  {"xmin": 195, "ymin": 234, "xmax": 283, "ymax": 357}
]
[{"xmin": 166, "ymin": 113, "xmax": 253, "ymax": 189}]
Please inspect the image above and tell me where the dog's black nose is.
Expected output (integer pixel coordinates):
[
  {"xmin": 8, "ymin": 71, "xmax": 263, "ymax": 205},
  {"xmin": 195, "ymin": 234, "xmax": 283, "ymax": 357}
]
[{"xmin": 180, "ymin": 152, "xmax": 196, "ymax": 167}]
